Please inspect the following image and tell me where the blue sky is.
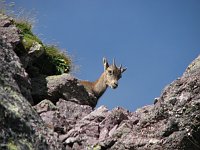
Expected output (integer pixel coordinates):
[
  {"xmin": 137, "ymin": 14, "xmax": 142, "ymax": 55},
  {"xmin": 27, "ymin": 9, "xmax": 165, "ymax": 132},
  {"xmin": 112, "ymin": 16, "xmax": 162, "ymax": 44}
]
[{"xmin": 13, "ymin": 0, "xmax": 200, "ymax": 111}]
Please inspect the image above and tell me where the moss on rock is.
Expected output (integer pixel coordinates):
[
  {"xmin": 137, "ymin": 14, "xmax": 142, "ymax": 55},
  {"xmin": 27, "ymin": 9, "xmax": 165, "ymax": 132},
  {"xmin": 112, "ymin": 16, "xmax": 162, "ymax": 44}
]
[
  {"xmin": 93, "ymin": 145, "xmax": 101, "ymax": 150},
  {"xmin": 7, "ymin": 141, "xmax": 18, "ymax": 150},
  {"xmin": 13, "ymin": 20, "xmax": 71, "ymax": 76},
  {"xmin": 7, "ymin": 139, "xmax": 34, "ymax": 150},
  {"xmin": 14, "ymin": 21, "xmax": 42, "ymax": 51}
]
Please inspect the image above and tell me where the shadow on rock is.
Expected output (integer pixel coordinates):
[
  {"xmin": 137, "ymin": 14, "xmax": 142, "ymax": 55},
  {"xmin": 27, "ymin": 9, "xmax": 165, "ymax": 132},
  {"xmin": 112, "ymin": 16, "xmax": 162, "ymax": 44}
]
[{"xmin": 31, "ymin": 74, "xmax": 98, "ymax": 108}]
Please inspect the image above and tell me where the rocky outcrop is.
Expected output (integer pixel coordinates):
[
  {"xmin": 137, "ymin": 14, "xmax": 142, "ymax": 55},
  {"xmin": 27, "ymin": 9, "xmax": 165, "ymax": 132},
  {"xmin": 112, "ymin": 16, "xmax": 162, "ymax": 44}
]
[
  {"xmin": 0, "ymin": 14, "xmax": 62, "ymax": 150},
  {"xmin": 31, "ymin": 74, "xmax": 97, "ymax": 107},
  {"xmin": 1, "ymin": 14, "xmax": 200, "ymax": 150},
  {"xmin": 33, "ymin": 54, "xmax": 200, "ymax": 150},
  {"xmin": 0, "ymin": 14, "xmax": 32, "ymax": 104}
]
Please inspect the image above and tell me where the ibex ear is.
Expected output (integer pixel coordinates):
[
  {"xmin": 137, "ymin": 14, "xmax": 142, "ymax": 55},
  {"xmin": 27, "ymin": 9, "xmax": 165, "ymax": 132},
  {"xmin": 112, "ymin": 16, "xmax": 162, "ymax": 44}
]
[
  {"xmin": 103, "ymin": 57, "xmax": 109, "ymax": 71},
  {"xmin": 121, "ymin": 67, "xmax": 127, "ymax": 73}
]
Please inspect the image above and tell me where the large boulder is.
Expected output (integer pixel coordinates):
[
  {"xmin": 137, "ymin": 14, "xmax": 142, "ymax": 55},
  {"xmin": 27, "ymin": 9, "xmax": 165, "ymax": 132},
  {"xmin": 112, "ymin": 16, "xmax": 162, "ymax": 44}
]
[{"xmin": 31, "ymin": 74, "xmax": 98, "ymax": 107}]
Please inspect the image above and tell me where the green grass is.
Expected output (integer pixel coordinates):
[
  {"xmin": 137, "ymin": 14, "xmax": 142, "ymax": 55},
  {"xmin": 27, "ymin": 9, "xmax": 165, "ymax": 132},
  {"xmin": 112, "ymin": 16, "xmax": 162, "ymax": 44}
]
[
  {"xmin": 15, "ymin": 20, "xmax": 72, "ymax": 75},
  {"xmin": 14, "ymin": 21, "xmax": 43, "ymax": 51},
  {"xmin": 33, "ymin": 45, "xmax": 71, "ymax": 75},
  {"xmin": 0, "ymin": 1, "xmax": 72, "ymax": 75},
  {"xmin": 14, "ymin": 19, "xmax": 71, "ymax": 75}
]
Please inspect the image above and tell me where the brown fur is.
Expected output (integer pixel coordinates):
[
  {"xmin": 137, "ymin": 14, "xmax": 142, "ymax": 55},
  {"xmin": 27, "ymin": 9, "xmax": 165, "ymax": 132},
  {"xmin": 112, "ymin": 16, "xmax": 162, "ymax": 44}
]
[{"xmin": 79, "ymin": 58, "xmax": 126, "ymax": 99}]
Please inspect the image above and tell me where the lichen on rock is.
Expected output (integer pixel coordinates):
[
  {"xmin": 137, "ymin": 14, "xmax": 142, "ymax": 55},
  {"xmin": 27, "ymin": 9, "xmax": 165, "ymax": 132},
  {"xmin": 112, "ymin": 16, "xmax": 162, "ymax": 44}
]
[{"xmin": 0, "ymin": 13, "xmax": 62, "ymax": 150}]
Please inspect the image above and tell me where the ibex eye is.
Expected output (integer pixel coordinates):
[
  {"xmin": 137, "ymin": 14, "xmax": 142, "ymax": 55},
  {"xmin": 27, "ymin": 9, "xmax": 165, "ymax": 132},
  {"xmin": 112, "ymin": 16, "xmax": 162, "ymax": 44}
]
[{"xmin": 108, "ymin": 70, "xmax": 112, "ymax": 75}]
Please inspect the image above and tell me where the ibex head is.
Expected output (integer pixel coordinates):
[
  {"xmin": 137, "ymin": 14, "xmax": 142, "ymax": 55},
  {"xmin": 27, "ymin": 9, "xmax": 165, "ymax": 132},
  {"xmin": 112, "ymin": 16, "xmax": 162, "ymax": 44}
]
[{"xmin": 103, "ymin": 57, "xmax": 127, "ymax": 89}]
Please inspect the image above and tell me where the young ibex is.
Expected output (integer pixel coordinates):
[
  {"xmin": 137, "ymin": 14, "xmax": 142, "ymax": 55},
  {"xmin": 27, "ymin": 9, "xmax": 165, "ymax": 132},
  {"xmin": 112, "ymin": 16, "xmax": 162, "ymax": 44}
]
[{"xmin": 79, "ymin": 57, "xmax": 127, "ymax": 99}]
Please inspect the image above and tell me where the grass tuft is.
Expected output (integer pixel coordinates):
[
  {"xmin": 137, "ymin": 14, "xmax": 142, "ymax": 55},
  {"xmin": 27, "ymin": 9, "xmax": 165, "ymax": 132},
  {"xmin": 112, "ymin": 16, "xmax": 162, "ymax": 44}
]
[
  {"xmin": 36, "ymin": 45, "xmax": 71, "ymax": 75},
  {"xmin": 1, "ymin": 1, "xmax": 72, "ymax": 75},
  {"xmin": 14, "ymin": 20, "xmax": 42, "ymax": 51}
]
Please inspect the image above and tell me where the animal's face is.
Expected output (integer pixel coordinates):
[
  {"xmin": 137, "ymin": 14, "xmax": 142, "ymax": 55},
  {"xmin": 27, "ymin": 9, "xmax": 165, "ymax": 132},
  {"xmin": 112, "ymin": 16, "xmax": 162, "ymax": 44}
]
[{"xmin": 103, "ymin": 58, "xmax": 126, "ymax": 89}]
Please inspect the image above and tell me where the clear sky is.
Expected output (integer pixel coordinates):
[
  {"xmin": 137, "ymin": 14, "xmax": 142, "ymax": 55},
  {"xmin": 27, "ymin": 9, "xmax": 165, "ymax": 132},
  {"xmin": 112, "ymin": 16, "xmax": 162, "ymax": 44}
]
[{"xmin": 12, "ymin": 0, "xmax": 200, "ymax": 111}]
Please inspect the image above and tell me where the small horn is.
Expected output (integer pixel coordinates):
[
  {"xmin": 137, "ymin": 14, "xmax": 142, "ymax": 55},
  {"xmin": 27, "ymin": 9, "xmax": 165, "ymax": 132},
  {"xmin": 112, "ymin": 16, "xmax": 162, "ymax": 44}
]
[
  {"xmin": 113, "ymin": 58, "xmax": 116, "ymax": 67},
  {"xmin": 121, "ymin": 67, "xmax": 127, "ymax": 73},
  {"xmin": 119, "ymin": 64, "xmax": 122, "ymax": 69}
]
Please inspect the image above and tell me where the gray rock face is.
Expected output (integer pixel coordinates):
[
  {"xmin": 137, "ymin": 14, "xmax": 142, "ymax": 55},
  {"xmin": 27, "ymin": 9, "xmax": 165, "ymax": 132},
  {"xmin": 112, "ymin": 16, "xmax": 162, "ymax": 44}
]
[
  {"xmin": 0, "ymin": 14, "xmax": 32, "ymax": 104},
  {"xmin": 1, "ymin": 13, "xmax": 200, "ymax": 150},
  {"xmin": 0, "ymin": 14, "xmax": 20, "ymax": 47},
  {"xmin": 0, "ymin": 14, "xmax": 62, "ymax": 150},
  {"xmin": 184, "ymin": 55, "xmax": 200, "ymax": 77}
]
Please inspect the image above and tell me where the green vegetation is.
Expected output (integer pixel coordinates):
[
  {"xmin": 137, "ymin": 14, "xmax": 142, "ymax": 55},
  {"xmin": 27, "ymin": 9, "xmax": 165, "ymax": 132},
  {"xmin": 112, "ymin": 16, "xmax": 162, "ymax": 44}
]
[
  {"xmin": 7, "ymin": 139, "xmax": 33, "ymax": 150},
  {"xmin": 33, "ymin": 45, "xmax": 71, "ymax": 75},
  {"xmin": 14, "ymin": 21, "xmax": 42, "ymax": 51},
  {"xmin": 0, "ymin": 1, "xmax": 72, "ymax": 75},
  {"xmin": 44, "ymin": 45, "xmax": 71, "ymax": 74},
  {"xmin": 14, "ymin": 20, "xmax": 71, "ymax": 75},
  {"xmin": 14, "ymin": 20, "xmax": 43, "ymax": 53},
  {"xmin": 93, "ymin": 145, "xmax": 101, "ymax": 150},
  {"xmin": 7, "ymin": 141, "xmax": 18, "ymax": 150},
  {"xmin": 14, "ymin": 18, "xmax": 71, "ymax": 75}
]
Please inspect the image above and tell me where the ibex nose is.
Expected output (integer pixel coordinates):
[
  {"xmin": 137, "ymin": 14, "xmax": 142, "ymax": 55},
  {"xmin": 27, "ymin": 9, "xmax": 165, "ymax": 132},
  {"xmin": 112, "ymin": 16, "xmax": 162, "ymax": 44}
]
[{"xmin": 112, "ymin": 82, "xmax": 118, "ymax": 89}]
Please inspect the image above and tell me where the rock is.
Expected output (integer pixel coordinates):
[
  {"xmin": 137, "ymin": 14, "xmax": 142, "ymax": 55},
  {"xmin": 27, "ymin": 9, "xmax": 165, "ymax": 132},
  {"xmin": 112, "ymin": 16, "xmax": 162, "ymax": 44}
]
[
  {"xmin": 56, "ymin": 99, "xmax": 93, "ymax": 121},
  {"xmin": 33, "ymin": 99, "xmax": 57, "ymax": 114},
  {"xmin": 31, "ymin": 73, "xmax": 98, "ymax": 107},
  {"xmin": 37, "ymin": 54, "xmax": 200, "ymax": 149},
  {"xmin": 0, "ymin": 14, "xmax": 62, "ymax": 150},
  {"xmin": 0, "ymin": 15, "xmax": 32, "ymax": 105},
  {"xmin": 20, "ymin": 41, "xmax": 44, "ymax": 69},
  {"xmin": 0, "ymin": 14, "xmax": 20, "ymax": 47},
  {"xmin": 28, "ymin": 42, "xmax": 44, "ymax": 57},
  {"xmin": 25, "ymin": 52, "xmax": 200, "ymax": 149},
  {"xmin": 184, "ymin": 55, "xmax": 200, "ymax": 76},
  {"xmin": 34, "ymin": 99, "xmax": 93, "ymax": 138}
]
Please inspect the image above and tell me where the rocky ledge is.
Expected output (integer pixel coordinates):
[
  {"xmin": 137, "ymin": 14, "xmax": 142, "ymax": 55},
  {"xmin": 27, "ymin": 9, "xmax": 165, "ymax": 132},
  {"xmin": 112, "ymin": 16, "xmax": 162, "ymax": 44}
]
[{"xmin": 0, "ymin": 14, "xmax": 200, "ymax": 150}]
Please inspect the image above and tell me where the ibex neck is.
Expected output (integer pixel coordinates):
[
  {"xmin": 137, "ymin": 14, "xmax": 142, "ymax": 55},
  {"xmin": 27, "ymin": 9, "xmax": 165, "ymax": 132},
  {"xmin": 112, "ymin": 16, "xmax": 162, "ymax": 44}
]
[{"xmin": 93, "ymin": 72, "xmax": 108, "ymax": 99}]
